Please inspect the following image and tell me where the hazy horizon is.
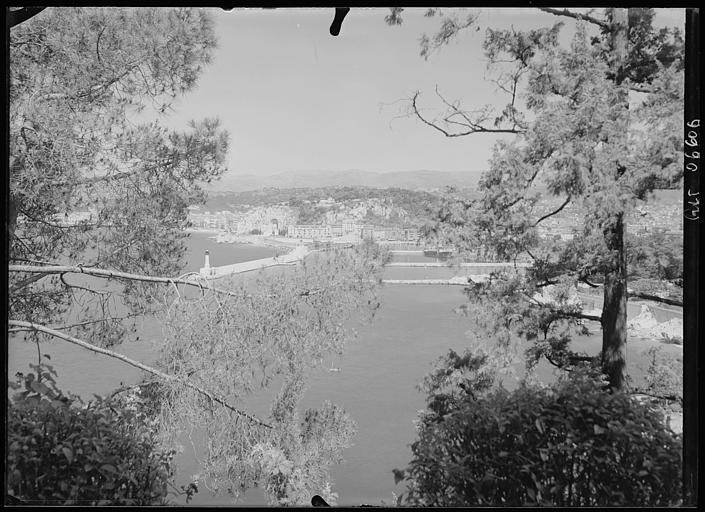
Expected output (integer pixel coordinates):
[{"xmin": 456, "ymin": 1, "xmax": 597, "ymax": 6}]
[{"xmin": 152, "ymin": 8, "xmax": 684, "ymax": 181}]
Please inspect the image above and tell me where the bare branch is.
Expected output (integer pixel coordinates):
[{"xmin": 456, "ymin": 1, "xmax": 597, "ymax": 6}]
[
  {"xmin": 8, "ymin": 314, "xmax": 144, "ymax": 334},
  {"xmin": 630, "ymin": 390, "xmax": 682, "ymax": 403},
  {"xmin": 548, "ymin": 307, "xmax": 602, "ymax": 323},
  {"xmin": 9, "ymin": 264, "xmax": 240, "ymax": 297},
  {"xmin": 8, "ymin": 320, "xmax": 273, "ymax": 429},
  {"xmin": 96, "ymin": 25, "xmax": 106, "ymax": 65},
  {"xmin": 535, "ymin": 280, "xmax": 559, "ymax": 288},
  {"xmin": 545, "ymin": 352, "xmax": 595, "ymax": 369},
  {"xmin": 573, "ymin": 280, "xmax": 684, "ymax": 307},
  {"xmin": 629, "ymin": 84, "xmax": 656, "ymax": 94},
  {"xmin": 628, "ymin": 291, "xmax": 683, "ymax": 307},
  {"xmin": 9, "ymin": 273, "xmax": 49, "ymax": 293},
  {"xmin": 411, "ymin": 91, "xmax": 524, "ymax": 138},
  {"xmin": 538, "ymin": 8, "xmax": 609, "ymax": 29},
  {"xmin": 60, "ymin": 272, "xmax": 113, "ymax": 296},
  {"xmin": 579, "ymin": 276, "xmax": 601, "ymax": 288},
  {"xmin": 534, "ymin": 195, "xmax": 572, "ymax": 227}
]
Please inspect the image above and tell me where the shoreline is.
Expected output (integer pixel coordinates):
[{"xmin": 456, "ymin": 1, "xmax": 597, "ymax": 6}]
[
  {"xmin": 184, "ymin": 229, "xmax": 304, "ymax": 251},
  {"xmin": 184, "ymin": 228, "xmax": 222, "ymax": 234}
]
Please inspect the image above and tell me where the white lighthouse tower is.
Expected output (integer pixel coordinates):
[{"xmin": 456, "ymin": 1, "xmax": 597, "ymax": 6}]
[{"xmin": 200, "ymin": 250, "xmax": 214, "ymax": 277}]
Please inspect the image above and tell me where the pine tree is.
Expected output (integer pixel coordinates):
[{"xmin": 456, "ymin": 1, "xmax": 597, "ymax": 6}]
[{"xmin": 387, "ymin": 8, "xmax": 684, "ymax": 389}]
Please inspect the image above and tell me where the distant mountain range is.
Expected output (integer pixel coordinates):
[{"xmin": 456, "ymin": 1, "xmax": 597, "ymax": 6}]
[{"xmin": 205, "ymin": 169, "xmax": 485, "ymax": 192}]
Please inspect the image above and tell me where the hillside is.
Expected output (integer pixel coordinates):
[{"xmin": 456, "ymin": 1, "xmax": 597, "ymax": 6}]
[
  {"xmin": 205, "ymin": 169, "xmax": 485, "ymax": 192},
  {"xmin": 201, "ymin": 186, "xmax": 456, "ymax": 225}
]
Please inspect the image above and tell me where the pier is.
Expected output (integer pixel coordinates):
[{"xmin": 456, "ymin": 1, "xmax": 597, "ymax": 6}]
[
  {"xmin": 198, "ymin": 245, "xmax": 310, "ymax": 279},
  {"xmin": 382, "ymin": 276, "xmax": 490, "ymax": 285},
  {"xmin": 385, "ymin": 262, "xmax": 531, "ymax": 269},
  {"xmin": 196, "ymin": 245, "xmax": 530, "ymax": 280}
]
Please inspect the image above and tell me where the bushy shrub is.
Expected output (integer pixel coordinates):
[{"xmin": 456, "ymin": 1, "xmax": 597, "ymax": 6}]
[
  {"xmin": 6, "ymin": 361, "xmax": 188, "ymax": 505},
  {"xmin": 396, "ymin": 366, "xmax": 682, "ymax": 507},
  {"xmin": 642, "ymin": 346, "xmax": 683, "ymax": 409}
]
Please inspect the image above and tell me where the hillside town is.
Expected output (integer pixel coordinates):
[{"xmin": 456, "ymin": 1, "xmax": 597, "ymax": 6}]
[
  {"xmin": 184, "ymin": 192, "xmax": 683, "ymax": 243},
  {"xmin": 185, "ymin": 197, "xmax": 421, "ymax": 242}
]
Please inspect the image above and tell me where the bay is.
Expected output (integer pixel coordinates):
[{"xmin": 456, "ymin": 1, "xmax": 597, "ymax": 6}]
[{"xmin": 7, "ymin": 232, "xmax": 683, "ymax": 506}]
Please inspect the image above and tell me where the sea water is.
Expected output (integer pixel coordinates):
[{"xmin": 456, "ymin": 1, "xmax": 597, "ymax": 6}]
[{"xmin": 7, "ymin": 232, "xmax": 683, "ymax": 506}]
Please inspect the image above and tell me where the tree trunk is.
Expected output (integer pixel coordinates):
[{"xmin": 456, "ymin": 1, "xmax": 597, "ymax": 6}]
[
  {"xmin": 601, "ymin": 213, "xmax": 628, "ymax": 390},
  {"xmin": 600, "ymin": 8, "xmax": 629, "ymax": 390}
]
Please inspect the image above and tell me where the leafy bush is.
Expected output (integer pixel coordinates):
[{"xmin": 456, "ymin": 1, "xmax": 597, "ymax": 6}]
[
  {"xmin": 6, "ymin": 361, "xmax": 189, "ymax": 505},
  {"xmin": 396, "ymin": 366, "xmax": 682, "ymax": 507},
  {"xmin": 642, "ymin": 346, "xmax": 683, "ymax": 408}
]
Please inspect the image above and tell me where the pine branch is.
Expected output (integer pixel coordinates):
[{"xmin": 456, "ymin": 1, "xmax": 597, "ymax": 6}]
[
  {"xmin": 10, "ymin": 263, "xmax": 340, "ymax": 300},
  {"xmin": 538, "ymin": 8, "xmax": 609, "ymax": 29},
  {"xmin": 8, "ymin": 320, "xmax": 273, "ymax": 429},
  {"xmin": 9, "ymin": 264, "xmax": 238, "ymax": 297},
  {"xmin": 548, "ymin": 308, "xmax": 602, "ymax": 323},
  {"xmin": 525, "ymin": 292, "xmax": 602, "ymax": 322}
]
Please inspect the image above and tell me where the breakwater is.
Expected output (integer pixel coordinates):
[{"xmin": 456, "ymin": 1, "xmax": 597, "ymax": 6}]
[{"xmin": 196, "ymin": 245, "xmax": 310, "ymax": 279}]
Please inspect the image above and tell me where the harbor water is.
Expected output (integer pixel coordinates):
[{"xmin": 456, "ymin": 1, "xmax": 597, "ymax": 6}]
[{"xmin": 7, "ymin": 232, "xmax": 683, "ymax": 506}]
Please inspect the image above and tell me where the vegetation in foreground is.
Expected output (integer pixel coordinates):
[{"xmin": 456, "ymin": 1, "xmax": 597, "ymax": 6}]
[
  {"xmin": 7, "ymin": 361, "xmax": 195, "ymax": 505},
  {"xmin": 394, "ymin": 358, "xmax": 682, "ymax": 507}
]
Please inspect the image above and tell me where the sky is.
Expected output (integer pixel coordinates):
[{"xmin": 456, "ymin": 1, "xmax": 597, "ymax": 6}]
[{"xmin": 154, "ymin": 8, "xmax": 685, "ymax": 178}]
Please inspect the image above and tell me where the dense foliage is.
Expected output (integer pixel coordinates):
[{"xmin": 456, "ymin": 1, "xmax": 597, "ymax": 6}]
[
  {"xmin": 395, "ymin": 364, "xmax": 682, "ymax": 507},
  {"xmin": 9, "ymin": 7, "xmax": 227, "ymax": 342},
  {"xmin": 6, "ymin": 361, "xmax": 191, "ymax": 505},
  {"xmin": 627, "ymin": 231, "xmax": 683, "ymax": 284},
  {"xmin": 643, "ymin": 346, "xmax": 683, "ymax": 407}
]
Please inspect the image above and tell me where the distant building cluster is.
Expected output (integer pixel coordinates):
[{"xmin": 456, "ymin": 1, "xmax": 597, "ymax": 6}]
[
  {"xmin": 184, "ymin": 193, "xmax": 683, "ymax": 244},
  {"xmin": 187, "ymin": 206, "xmax": 296, "ymax": 235},
  {"xmin": 536, "ymin": 201, "xmax": 683, "ymax": 240},
  {"xmin": 627, "ymin": 203, "xmax": 683, "ymax": 236},
  {"xmin": 287, "ymin": 222, "xmax": 419, "ymax": 242},
  {"xmin": 186, "ymin": 197, "xmax": 420, "ymax": 242}
]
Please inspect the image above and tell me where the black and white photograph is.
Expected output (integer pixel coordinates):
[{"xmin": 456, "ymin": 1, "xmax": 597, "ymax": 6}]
[{"xmin": 4, "ymin": 6, "xmax": 699, "ymax": 507}]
